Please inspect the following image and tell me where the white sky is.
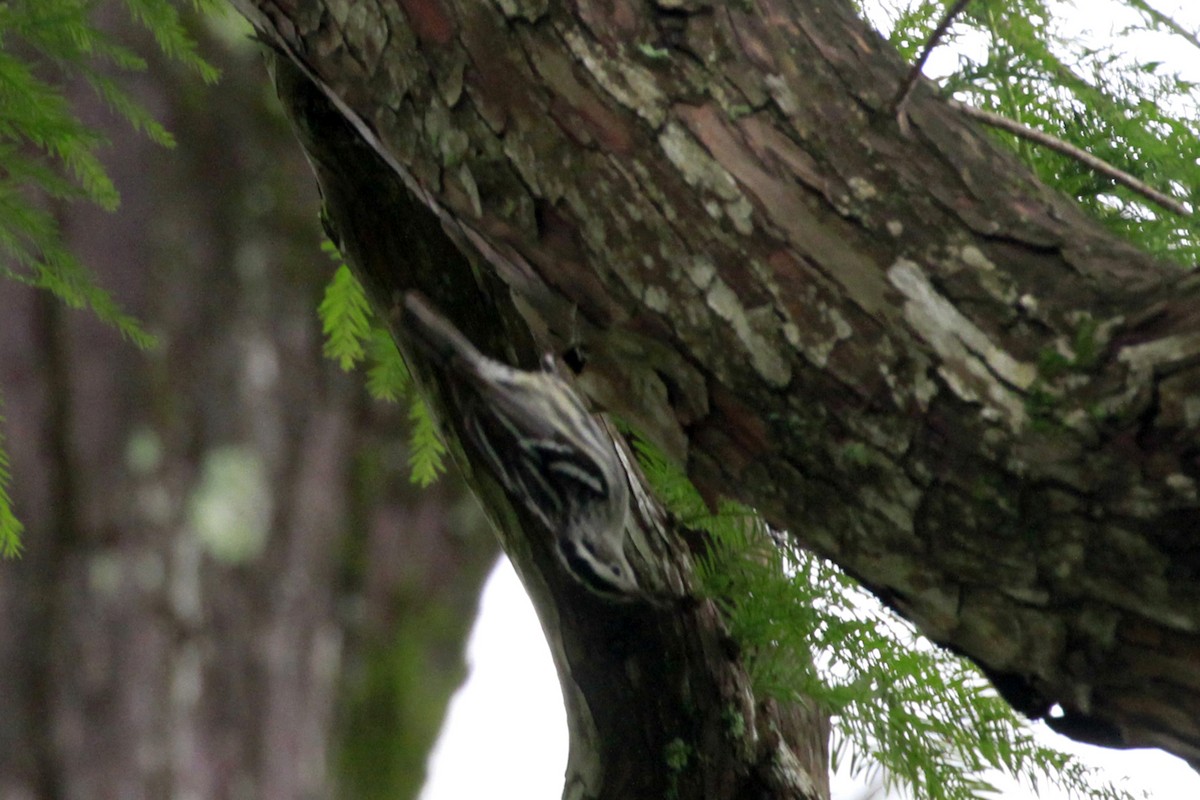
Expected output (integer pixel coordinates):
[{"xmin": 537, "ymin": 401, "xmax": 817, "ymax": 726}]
[
  {"xmin": 420, "ymin": 3, "xmax": 1200, "ymax": 798},
  {"xmin": 423, "ymin": 560, "xmax": 1200, "ymax": 800}
]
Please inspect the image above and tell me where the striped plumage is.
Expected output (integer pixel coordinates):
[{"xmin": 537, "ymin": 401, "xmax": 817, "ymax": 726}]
[{"xmin": 402, "ymin": 293, "xmax": 637, "ymax": 598}]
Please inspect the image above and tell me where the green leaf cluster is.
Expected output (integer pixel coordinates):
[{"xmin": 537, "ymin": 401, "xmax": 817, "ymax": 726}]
[
  {"xmin": 0, "ymin": 0, "xmax": 221, "ymax": 556},
  {"xmin": 319, "ymin": 252, "xmax": 373, "ymax": 371},
  {"xmin": 631, "ymin": 432, "xmax": 1146, "ymax": 800},
  {"xmin": 0, "ymin": 0, "xmax": 220, "ymax": 346},
  {"xmin": 317, "ymin": 243, "xmax": 446, "ymax": 486},
  {"xmin": 870, "ymin": 0, "xmax": 1200, "ymax": 263},
  {"xmin": 0, "ymin": 407, "xmax": 22, "ymax": 557}
]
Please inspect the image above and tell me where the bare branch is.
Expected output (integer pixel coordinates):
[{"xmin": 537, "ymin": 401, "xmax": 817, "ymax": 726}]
[
  {"xmin": 1126, "ymin": 0, "xmax": 1200, "ymax": 54},
  {"xmin": 893, "ymin": 0, "xmax": 973, "ymax": 114},
  {"xmin": 949, "ymin": 99, "xmax": 1192, "ymax": 217}
]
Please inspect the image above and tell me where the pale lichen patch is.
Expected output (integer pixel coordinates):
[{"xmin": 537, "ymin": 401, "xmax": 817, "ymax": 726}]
[
  {"xmin": 426, "ymin": 101, "xmax": 470, "ymax": 168},
  {"xmin": 767, "ymin": 741, "xmax": 822, "ymax": 799},
  {"xmin": 763, "ymin": 74, "xmax": 801, "ymax": 119},
  {"xmin": 687, "ymin": 255, "xmax": 717, "ymax": 290},
  {"xmin": 345, "ymin": 2, "xmax": 388, "ymax": 73},
  {"xmin": 959, "ymin": 244, "xmax": 995, "ymax": 271},
  {"xmin": 770, "ymin": 276, "xmax": 854, "ymax": 369},
  {"xmin": 560, "ymin": 27, "xmax": 668, "ymax": 128},
  {"xmin": 881, "ymin": 355, "xmax": 939, "ymax": 412},
  {"xmin": 725, "ymin": 196, "xmax": 755, "ymax": 235},
  {"xmin": 827, "ymin": 304, "xmax": 852, "ymax": 341},
  {"xmin": 1186, "ymin": 395, "xmax": 1200, "ymax": 429},
  {"xmin": 327, "ymin": 0, "xmax": 350, "ymax": 30},
  {"xmin": 889, "ymin": 258, "xmax": 1035, "ymax": 429},
  {"xmin": 659, "ymin": 122, "xmax": 743, "ymax": 201},
  {"xmin": 807, "ymin": 302, "xmax": 853, "ymax": 367},
  {"xmin": 495, "ymin": 0, "xmax": 549, "ymax": 22},
  {"xmin": 456, "ymin": 164, "xmax": 483, "ymax": 218},
  {"xmin": 502, "ymin": 131, "xmax": 544, "ymax": 195},
  {"xmin": 705, "ymin": 279, "xmax": 792, "ymax": 388},
  {"xmin": 857, "ymin": 482, "xmax": 917, "ymax": 536},
  {"xmin": 847, "ymin": 176, "xmax": 877, "ymax": 201},
  {"xmin": 435, "ymin": 49, "xmax": 467, "ymax": 107},
  {"xmin": 645, "ymin": 285, "xmax": 670, "ymax": 312},
  {"xmin": 954, "ymin": 243, "xmax": 1017, "ymax": 305},
  {"xmin": 1118, "ymin": 331, "xmax": 1200, "ymax": 375},
  {"xmin": 1166, "ymin": 473, "xmax": 1197, "ymax": 502}
]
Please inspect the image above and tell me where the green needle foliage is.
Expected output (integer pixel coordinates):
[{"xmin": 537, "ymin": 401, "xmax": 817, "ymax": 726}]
[
  {"xmin": 364, "ymin": 327, "xmax": 411, "ymax": 403},
  {"xmin": 0, "ymin": 0, "xmax": 221, "ymax": 555},
  {"xmin": 868, "ymin": 0, "xmax": 1200, "ymax": 263},
  {"xmin": 319, "ymin": 251, "xmax": 374, "ymax": 371},
  {"xmin": 316, "ymin": 242, "xmax": 446, "ymax": 486},
  {"xmin": 0, "ymin": 406, "xmax": 21, "ymax": 557},
  {"xmin": 406, "ymin": 397, "xmax": 447, "ymax": 488},
  {"xmin": 0, "ymin": 0, "xmax": 220, "ymax": 343},
  {"xmin": 630, "ymin": 432, "xmax": 1147, "ymax": 800}
]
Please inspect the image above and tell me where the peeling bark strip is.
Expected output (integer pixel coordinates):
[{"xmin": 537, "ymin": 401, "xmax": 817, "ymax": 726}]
[{"xmin": 234, "ymin": 0, "xmax": 1200, "ymax": 772}]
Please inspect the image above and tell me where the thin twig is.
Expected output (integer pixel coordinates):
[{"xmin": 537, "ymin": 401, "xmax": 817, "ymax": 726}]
[
  {"xmin": 1125, "ymin": 0, "xmax": 1200, "ymax": 54},
  {"xmin": 948, "ymin": 99, "xmax": 1192, "ymax": 217},
  {"xmin": 893, "ymin": 0, "xmax": 974, "ymax": 114}
]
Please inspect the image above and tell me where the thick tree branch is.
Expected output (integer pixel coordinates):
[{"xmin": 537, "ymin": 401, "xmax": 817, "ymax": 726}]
[
  {"xmin": 268, "ymin": 51, "xmax": 830, "ymax": 800},
  {"xmin": 234, "ymin": 0, "xmax": 1200, "ymax": 772}
]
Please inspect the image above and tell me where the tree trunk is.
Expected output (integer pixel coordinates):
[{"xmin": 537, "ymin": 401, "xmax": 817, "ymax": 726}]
[
  {"xmin": 233, "ymin": 0, "xmax": 1200, "ymax": 783},
  {"xmin": 0, "ymin": 17, "xmax": 496, "ymax": 800}
]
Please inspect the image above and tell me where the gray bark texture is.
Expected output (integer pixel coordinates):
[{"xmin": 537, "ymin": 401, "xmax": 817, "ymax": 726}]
[
  {"xmin": 0, "ymin": 17, "xmax": 496, "ymax": 800},
  {"xmin": 234, "ymin": 0, "xmax": 1200, "ymax": 787}
]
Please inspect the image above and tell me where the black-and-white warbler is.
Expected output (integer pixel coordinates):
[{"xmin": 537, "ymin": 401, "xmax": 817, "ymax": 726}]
[{"xmin": 401, "ymin": 292, "xmax": 639, "ymax": 599}]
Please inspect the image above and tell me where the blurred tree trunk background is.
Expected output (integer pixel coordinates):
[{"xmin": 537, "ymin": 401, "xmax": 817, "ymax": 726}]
[{"xmin": 0, "ymin": 10, "xmax": 497, "ymax": 800}]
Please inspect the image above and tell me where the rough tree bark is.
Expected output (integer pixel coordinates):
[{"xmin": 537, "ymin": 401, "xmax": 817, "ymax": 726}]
[
  {"xmin": 0, "ymin": 19, "xmax": 496, "ymax": 800},
  {"xmin": 233, "ymin": 0, "xmax": 1200, "ymax": 788}
]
